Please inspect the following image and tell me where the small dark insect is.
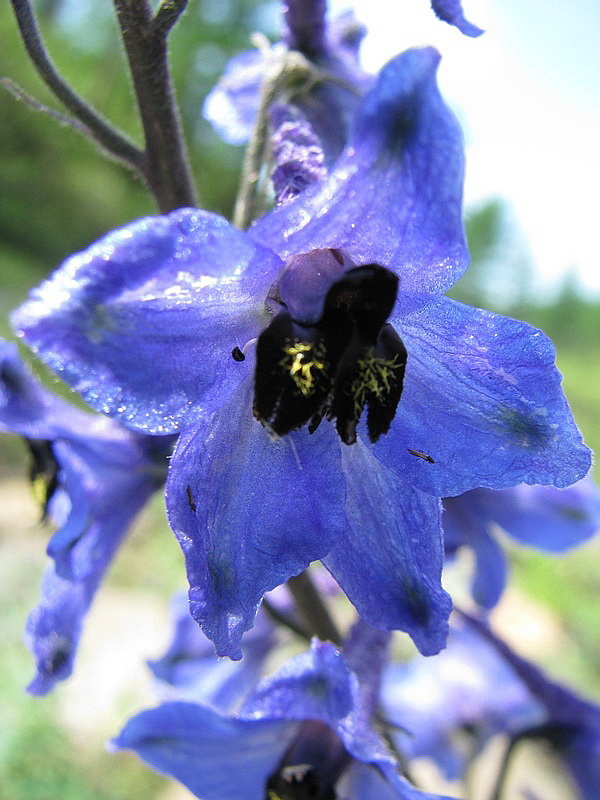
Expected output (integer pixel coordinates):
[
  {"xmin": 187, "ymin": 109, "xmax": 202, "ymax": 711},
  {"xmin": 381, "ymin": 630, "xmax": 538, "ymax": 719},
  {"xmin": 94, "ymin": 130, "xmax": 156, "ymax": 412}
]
[
  {"xmin": 186, "ymin": 484, "xmax": 197, "ymax": 512},
  {"xmin": 407, "ymin": 448, "xmax": 435, "ymax": 463},
  {"xmin": 231, "ymin": 346, "xmax": 246, "ymax": 362}
]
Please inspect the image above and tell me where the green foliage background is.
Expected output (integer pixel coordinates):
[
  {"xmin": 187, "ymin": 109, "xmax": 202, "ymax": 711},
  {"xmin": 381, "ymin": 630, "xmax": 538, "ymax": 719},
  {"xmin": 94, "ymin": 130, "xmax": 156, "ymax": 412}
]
[{"xmin": 1, "ymin": 2, "xmax": 599, "ymax": 798}]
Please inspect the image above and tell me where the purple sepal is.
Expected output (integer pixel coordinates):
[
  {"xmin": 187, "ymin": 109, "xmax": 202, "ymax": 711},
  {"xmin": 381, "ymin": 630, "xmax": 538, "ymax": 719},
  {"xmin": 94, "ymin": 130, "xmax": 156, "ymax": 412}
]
[
  {"xmin": 324, "ymin": 438, "xmax": 451, "ymax": 656},
  {"xmin": 469, "ymin": 480, "xmax": 600, "ymax": 551},
  {"xmin": 372, "ymin": 296, "xmax": 592, "ymax": 496},
  {"xmin": 443, "ymin": 480, "xmax": 600, "ymax": 608},
  {"xmin": 166, "ymin": 379, "xmax": 345, "ymax": 659},
  {"xmin": 12, "ymin": 209, "xmax": 281, "ymax": 434},
  {"xmin": 148, "ymin": 592, "xmax": 276, "ymax": 709},
  {"xmin": 112, "ymin": 702, "xmax": 301, "ymax": 800},
  {"xmin": 430, "ymin": 0, "xmax": 484, "ymax": 37}
]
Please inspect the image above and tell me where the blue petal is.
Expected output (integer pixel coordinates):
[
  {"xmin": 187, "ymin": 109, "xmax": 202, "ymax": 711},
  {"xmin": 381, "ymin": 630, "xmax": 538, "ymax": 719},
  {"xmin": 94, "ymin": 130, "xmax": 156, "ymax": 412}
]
[
  {"xmin": 372, "ymin": 295, "xmax": 592, "ymax": 496},
  {"xmin": 166, "ymin": 379, "xmax": 346, "ymax": 659},
  {"xmin": 12, "ymin": 209, "xmax": 282, "ymax": 434},
  {"xmin": 340, "ymin": 760, "xmax": 452, "ymax": 800},
  {"xmin": 243, "ymin": 639, "xmax": 355, "ymax": 722},
  {"xmin": 442, "ymin": 494, "xmax": 508, "ymax": 609},
  {"xmin": 474, "ymin": 480, "xmax": 600, "ymax": 552},
  {"xmin": 323, "ymin": 438, "xmax": 451, "ymax": 656},
  {"xmin": 250, "ymin": 48, "xmax": 468, "ymax": 295},
  {"xmin": 430, "ymin": 0, "xmax": 484, "ymax": 37},
  {"xmin": 112, "ymin": 702, "xmax": 300, "ymax": 800}
]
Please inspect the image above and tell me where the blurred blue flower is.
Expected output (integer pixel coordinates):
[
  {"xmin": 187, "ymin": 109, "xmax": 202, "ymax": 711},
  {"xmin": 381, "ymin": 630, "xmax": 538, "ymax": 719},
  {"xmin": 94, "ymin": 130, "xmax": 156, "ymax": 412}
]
[
  {"xmin": 381, "ymin": 616, "xmax": 540, "ymax": 780},
  {"xmin": 0, "ymin": 340, "xmax": 170, "ymax": 693},
  {"xmin": 443, "ymin": 479, "xmax": 600, "ymax": 608},
  {"xmin": 383, "ymin": 613, "xmax": 600, "ymax": 798},
  {"xmin": 204, "ymin": 0, "xmax": 482, "ymax": 161},
  {"xmin": 463, "ymin": 614, "xmax": 600, "ymax": 800},
  {"xmin": 430, "ymin": 0, "xmax": 484, "ymax": 37},
  {"xmin": 12, "ymin": 47, "xmax": 590, "ymax": 660},
  {"xmin": 113, "ymin": 627, "xmax": 452, "ymax": 800}
]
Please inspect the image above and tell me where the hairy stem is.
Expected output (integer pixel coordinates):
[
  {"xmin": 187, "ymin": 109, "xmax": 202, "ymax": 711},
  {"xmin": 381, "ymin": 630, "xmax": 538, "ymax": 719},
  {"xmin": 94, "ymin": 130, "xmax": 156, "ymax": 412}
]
[
  {"xmin": 9, "ymin": 0, "xmax": 143, "ymax": 171},
  {"xmin": 113, "ymin": 0, "xmax": 197, "ymax": 212}
]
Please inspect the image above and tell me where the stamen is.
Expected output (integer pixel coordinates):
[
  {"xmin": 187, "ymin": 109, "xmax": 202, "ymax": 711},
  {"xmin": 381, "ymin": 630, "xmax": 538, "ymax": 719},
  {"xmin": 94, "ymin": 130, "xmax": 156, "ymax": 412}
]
[
  {"xmin": 231, "ymin": 338, "xmax": 258, "ymax": 361},
  {"xmin": 280, "ymin": 340, "xmax": 327, "ymax": 397},
  {"xmin": 287, "ymin": 434, "xmax": 303, "ymax": 471}
]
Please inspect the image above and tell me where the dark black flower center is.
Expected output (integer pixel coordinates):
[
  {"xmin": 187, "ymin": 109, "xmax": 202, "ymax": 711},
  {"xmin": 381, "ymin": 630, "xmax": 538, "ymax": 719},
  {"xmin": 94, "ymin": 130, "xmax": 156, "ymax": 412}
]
[
  {"xmin": 264, "ymin": 720, "xmax": 350, "ymax": 800},
  {"xmin": 24, "ymin": 438, "xmax": 60, "ymax": 520},
  {"xmin": 253, "ymin": 261, "xmax": 407, "ymax": 445}
]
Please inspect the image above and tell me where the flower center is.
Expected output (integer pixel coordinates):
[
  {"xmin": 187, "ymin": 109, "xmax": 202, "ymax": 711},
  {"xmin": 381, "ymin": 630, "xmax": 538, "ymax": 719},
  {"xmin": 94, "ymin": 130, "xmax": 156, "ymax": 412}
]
[
  {"xmin": 25, "ymin": 438, "xmax": 60, "ymax": 520},
  {"xmin": 265, "ymin": 720, "xmax": 350, "ymax": 799},
  {"xmin": 253, "ymin": 252, "xmax": 407, "ymax": 445}
]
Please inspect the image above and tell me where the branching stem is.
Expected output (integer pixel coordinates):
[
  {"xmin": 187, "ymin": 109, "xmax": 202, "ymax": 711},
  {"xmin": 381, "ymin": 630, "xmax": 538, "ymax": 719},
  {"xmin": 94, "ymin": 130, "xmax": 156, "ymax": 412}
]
[{"xmin": 9, "ymin": 0, "xmax": 143, "ymax": 171}]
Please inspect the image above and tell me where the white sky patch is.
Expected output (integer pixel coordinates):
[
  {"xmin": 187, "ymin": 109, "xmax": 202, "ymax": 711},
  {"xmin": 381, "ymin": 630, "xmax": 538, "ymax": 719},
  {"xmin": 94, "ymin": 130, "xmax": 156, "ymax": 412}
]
[{"xmin": 329, "ymin": 0, "xmax": 600, "ymax": 300}]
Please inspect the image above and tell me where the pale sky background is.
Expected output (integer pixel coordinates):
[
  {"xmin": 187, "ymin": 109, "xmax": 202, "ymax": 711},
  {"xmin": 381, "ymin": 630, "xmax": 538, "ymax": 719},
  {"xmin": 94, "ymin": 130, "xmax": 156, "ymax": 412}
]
[{"xmin": 330, "ymin": 0, "xmax": 600, "ymax": 301}]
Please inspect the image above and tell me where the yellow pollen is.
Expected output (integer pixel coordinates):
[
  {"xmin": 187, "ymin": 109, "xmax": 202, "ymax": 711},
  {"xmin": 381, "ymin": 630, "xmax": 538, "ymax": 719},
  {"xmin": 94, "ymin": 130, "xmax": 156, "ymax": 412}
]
[
  {"xmin": 280, "ymin": 340, "xmax": 327, "ymax": 396},
  {"xmin": 350, "ymin": 351, "xmax": 402, "ymax": 418}
]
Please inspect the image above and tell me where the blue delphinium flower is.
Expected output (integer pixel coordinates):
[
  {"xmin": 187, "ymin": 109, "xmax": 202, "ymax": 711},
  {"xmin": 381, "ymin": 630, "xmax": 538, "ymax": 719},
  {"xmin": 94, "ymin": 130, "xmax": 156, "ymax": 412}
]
[
  {"xmin": 204, "ymin": 0, "xmax": 482, "ymax": 160},
  {"xmin": 383, "ymin": 613, "xmax": 600, "ymax": 798},
  {"xmin": 113, "ymin": 623, "xmax": 452, "ymax": 800},
  {"xmin": 381, "ymin": 617, "xmax": 541, "ymax": 780},
  {"xmin": 12, "ymin": 47, "xmax": 590, "ymax": 661},
  {"xmin": 461, "ymin": 614, "xmax": 600, "ymax": 800},
  {"xmin": 443, "ymin": 479, "xmax": 600, "ymax": 609},
  {"xmin": 0, "ymin": 340, "xmax": 170, "ymax": 693}
]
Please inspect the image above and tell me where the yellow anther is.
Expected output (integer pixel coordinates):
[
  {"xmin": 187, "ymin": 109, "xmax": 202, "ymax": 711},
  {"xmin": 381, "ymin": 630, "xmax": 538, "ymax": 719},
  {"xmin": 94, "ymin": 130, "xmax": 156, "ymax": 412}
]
[
  {"xmin": 280, "ymin": 340, "xmax": 327, "ymax": 397},
  {"xmin": 350, "ymin": 351, "xmax": 402, "ymax": 418}
]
